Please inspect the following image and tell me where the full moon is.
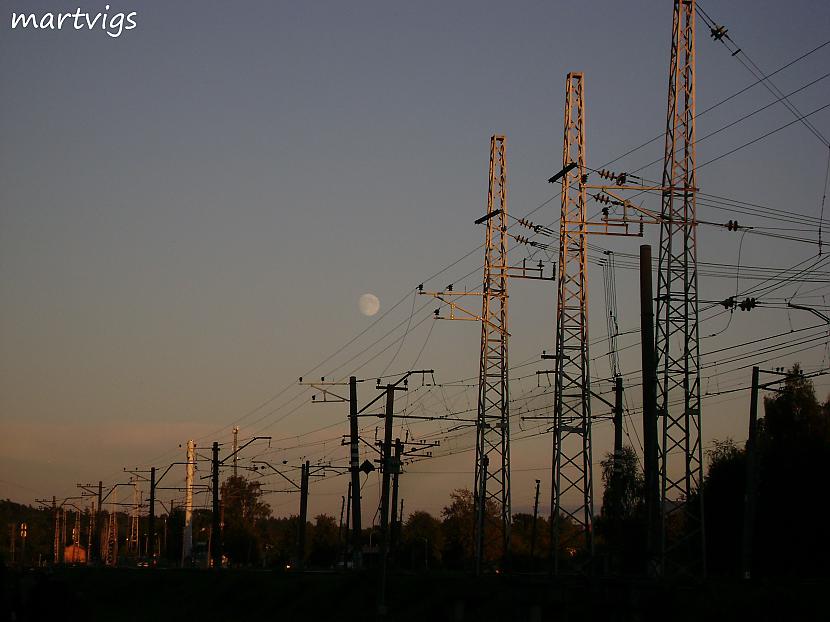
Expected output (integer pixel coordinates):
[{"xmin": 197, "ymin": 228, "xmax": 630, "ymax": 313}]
[{"xmin": 358, "ymin": 293, "xmax": 380, "ymax": 317}]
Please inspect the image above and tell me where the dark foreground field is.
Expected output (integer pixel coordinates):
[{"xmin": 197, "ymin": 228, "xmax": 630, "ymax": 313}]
[{"xmin": 2, "ymin": 567, "xmax": 827, "ymax": 622}]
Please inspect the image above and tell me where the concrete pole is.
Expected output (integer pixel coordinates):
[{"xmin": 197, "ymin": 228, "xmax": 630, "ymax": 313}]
[
  {"xmin": 148, "ymin": 467, "xmax": 156, "ymax": 561},
  {"xmin": 232, "ymin": 426, "xmax": 239, "ymax": 478},
  {"xmin": 640, "ymin": 244, "xmax": 660, "ymax": 573},
  {"xmin": 530, "ymin": 479, "xmax": 541, "ymax": 563},
  {"xmin": 741, "ymin": 366, "xmax": 760, "ymax": 579},
  {"xmin": 297, "ymin": 461, "xmax": 309, "ymax": 569},
  {"xmin": 183, "ymin": 440, "xmax": 195, "ymax": 566},
  {"xmin": 348, "ymin": 376, "xmax": 363, "ymax": 568},
  {"xmin": 211, "ymin": 442, "xmax": 220, "ymax": 569}
]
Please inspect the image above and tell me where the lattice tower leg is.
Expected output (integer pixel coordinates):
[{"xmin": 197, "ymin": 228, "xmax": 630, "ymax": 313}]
[
  {"xmin": 655, "ymin": 0, "xmax": 705, "ymax": 577},
  {"xmin": 551, "ymin": 72, "xmax": 594, "ymax": 574},
  {"xmin": 473, "ymin": 134, "xmax": 511, "ymax": 574}
]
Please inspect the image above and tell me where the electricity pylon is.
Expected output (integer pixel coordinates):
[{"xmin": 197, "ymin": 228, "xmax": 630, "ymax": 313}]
[
  {"xmin": 473, "ymin": 135, "xmax": 510, "ymax": 573},
  {"xmin": 421, "ymin": 135, "xmax": 553, "ymax": 573},
  {"xmin": 129, "ymin": 483, "xmax": 140, "ymax": 554},
  {"xmin": 655, "ymin": 0, "xmax": 704, "ymax": 576},
  {"xmin": 551, "ymin": 72, "xmax": 594, "ymax": 572},
  {"xmin": 104, "ymin": 510, "xmax": 118, "ymax": 566},
  {"xmin": 540, "ymin": 74, "xmax": 659, "ymax": 573}
]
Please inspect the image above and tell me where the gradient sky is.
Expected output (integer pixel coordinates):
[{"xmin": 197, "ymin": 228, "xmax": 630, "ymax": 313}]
[{"xmin": 2, "ymin": 0, "xmax": 829, "ymax": 523}]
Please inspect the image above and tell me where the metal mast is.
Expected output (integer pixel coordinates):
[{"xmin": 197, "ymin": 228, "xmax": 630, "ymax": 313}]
[
  {"xmin": 655, "ymin": 0, "xmax": 705, "ymax": 576},
  {"xmin": 551, "ymin": 72, "xmax": 594, "ymax": 571},
  {"xmin": 420, "ymin": 136, "xmax": 553, "ymax": 572},
  {"xmin": 473, "ymin": 134, "xmax": 511, "ymax": 572},
  {"xmin": 104, "ymin": 506, "xmax": 118, "ymax": 566}
]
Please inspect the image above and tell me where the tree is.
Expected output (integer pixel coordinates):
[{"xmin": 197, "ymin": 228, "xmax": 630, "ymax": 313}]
[
  {"xmin": 400, "ymin": 511, "xmax": 443, "ymax": 570},
  {"xmin": 220, "ymin": 476, "xmax": 271, "ymax": 565},
  {"xmin": 701, "ymin": 365, "xmax": 830, "ymax": 577},
  {"xmin": 754, "ymin": 366, "xmax": 830, "ymax": 576},
  {"xmin": 308, "ymin": 514, "xmax": 339, "ymax": 568},
  {"xmin": 440, "ymin": 488, "xmax": 501, "ymax": 569},
  {"xmin": 700, "ymin": 439, "xmax": 745, "ymax": 575},
  {"xmin": 595, "ymin": 445, "xmax": 646, "ymax": 572}
]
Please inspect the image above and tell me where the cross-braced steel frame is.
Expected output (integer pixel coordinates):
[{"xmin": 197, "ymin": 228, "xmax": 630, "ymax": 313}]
[
  {"xmin": 473, "ymin": 135, "xmax": 511, "ymax": 574},
  {"xmin": 551, "ymin": 72, "xmax": 594, "ymax": 572},
  {"xmin": 656, "ymin": 0, "xmax": 705, "ymax": 576}
]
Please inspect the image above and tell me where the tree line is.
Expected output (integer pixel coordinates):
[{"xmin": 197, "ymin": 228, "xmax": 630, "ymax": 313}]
[{"xmin": 2, "ymin": 366, "xmax": 828, "ymax": 577}]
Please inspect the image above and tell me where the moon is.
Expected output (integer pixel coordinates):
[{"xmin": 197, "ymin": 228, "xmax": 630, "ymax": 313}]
[{"xmin": 358, "ymin": 293, "xmax": 380, "ymax": 317}]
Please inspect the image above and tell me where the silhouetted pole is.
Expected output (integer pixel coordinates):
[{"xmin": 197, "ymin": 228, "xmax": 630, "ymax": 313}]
[
  {"xmin": 530, "ymin": 479, "xmax": 541, "ymax": 563},
  {"xmin": 640, "ymin": 244, "xmax": 659, "ymax": 574},
  {"xmin": 348, "ymin": 376, "xmax": 363, "ymax": 568},
  {"xmin": 378, "ymin": 385, "xmax": 395, "ymax": 615},
  {"xmin": 613, "ymin": 376, "xmax": 624, "ymax": 470},
  {"xmin": 52, "ymin": 496, "xmax": 58, "ymax": 564},
  {"xmin": 211, "ymin": 442, "xmax": 221, "ymax": 569},
  {"xmin": 476, "ymin": 454, "xmax": 488, "ymax": 575},
  {"xmin": 297, "ymin": 460, "xmax": 309, "ymax": 569},
  {"xmin": 741, "ymin": 366, "xmax": 760, "ymax": 579},
  {"xmin": 390, "ymin": 438, "xmax": 402, "ymax": 551},
  {"xmin": 95, "ymin": 481, "xmax": 102, "ymax": 563},
  {"xmin": 148, "ymin": 467, "xmax": 156, "ymax": 561},
  {"xmin": 344, "ymin": 481, "xmax": 352, "ymax": 568}
]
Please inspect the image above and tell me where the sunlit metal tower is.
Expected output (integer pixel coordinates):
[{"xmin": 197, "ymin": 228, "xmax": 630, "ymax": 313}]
[
  {"xmin": 551, "ymin": 72, "xmax": 594, "ymax": 571},
  {"xmin": 129, "ymin": 483, "xmax": 140, "ymax": 554},
  {"xmin": 655, "ymin": 0, "xmax": 705, "ymax": 575},
  {"xmin": 104, "ymin": 508, "xmax": 118, "ymax": 566},
  {"xmin": 473, "ymin": 134, "xmax": 511, "ymax": 572},
  {"xmin": 421, "ymin": 136, "xmax": 553, "ymax": 573}
]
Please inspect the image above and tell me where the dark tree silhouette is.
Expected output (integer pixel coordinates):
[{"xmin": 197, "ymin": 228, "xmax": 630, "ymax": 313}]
[
  {"xmin": 220, "ymin": 476, "xmax": 271, "ymax": 565},
  {"xmin": 400, "ymin": 510, "xmax": 443, "ymax": 570},
  {"xmin": 596, "ymin": 446, "xmax": 646, "ymax": 573}
]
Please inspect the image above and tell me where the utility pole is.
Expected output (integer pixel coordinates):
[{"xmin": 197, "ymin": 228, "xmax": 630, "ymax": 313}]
[
  {"xmin": 378, "ymin": 385, "xmax": 396, "ymax": 616},
  {"xmin": 613, "ymin": 376, "xmax": 624, "ymax": 470},
  {"xmin": 52, "ymin": 496, "xmax": 59, "ymax": 564},
  {"xmin": 232, "ymin": 426, "xmax": 240, "ymax": 478},
  {"xmin": 211, "ymin": 441, "xmax": 220, "ymax": 569},
  {"xmin": 297, "ymin": 461, "xmax": 310, "ymax": 569},
  {"xmin": 530, "ymin": 479, "xmax": 541, "ymax": 564},
  {"xmin": 349, "ymin": 376, "xmax": 363, "ymax": 569},
  {"xmin": 640, "ymin": 244, "xmax": 660, "ymax": 574},
  {"xmin": 96, "ymin": 481, "xmax": 102, "ymax": 563},
  {"xmin": 148, "ymin": 467, "xmax": 156, "ymax": 561},
  {"xmin": 183, "ymin": 440, "xmax": 195, "ymax": 566},
  {"xmin": 741, "ymin": 366, "xmax": 760, "ymax": 579},
  {"xmin": 344, "ymin": 482, "xmax": 352, "ymax": 568},
  {"xmin": 390, "ymin": 438, "xmax": 402, "ymax": 552}
]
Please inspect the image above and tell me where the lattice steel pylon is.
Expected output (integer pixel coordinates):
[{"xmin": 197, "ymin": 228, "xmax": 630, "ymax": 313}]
[
  {"xmin": 551, "ymin": 72, "xmax": 594, "ymax": 572},
  {"xmin": 655, "ymin": 0, "xmax": 705, "ymax": 576},
  {"xmin": 473, "ymin": 134, "xmax": 510, "ymax": 574},
  {"xmin": 104, "ymin": 510, "xmax": 118, "ymax": 566},
  {"xmin": 420, "ymin": 136, "xmax": 553, "ymax": 573},
  {"xmin": 128, "ymin": 483, "xmax": 140, "ymax": 554}
]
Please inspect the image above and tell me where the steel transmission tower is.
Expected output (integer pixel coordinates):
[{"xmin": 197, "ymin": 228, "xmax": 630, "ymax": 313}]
[
  {"xmin": 473, "ymin": 134, "xmax": 511, "ymax": 572},
  {"xmin": 551, "ymin": 72, "xmax": 594, "ymax": 571},
  {"xmin": 655, "ymin": 0, "xmax": 705, "ymax": 575},
  {"xmin": 421, "ymin": 136, "xmax": 553, "ymax": 573}
]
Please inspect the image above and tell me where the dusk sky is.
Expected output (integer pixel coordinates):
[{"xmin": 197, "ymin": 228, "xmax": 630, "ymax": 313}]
[{"xmin": 2, "ymin": 0, "xmax": 829, "ymax": 523}]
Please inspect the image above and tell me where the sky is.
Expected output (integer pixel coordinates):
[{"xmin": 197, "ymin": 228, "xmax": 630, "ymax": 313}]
[{"xmin": 2, "ymin": 0, "xmax": 829, "ymax": 524}]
